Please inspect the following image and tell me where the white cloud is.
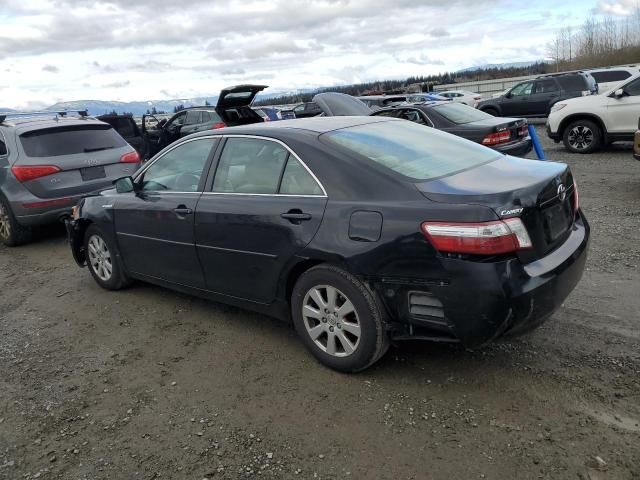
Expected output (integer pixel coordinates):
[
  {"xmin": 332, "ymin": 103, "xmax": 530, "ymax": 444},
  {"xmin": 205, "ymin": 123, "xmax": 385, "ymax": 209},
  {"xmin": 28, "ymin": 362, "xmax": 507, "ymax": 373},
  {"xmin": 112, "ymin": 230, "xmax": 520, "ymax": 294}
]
[{"xmin": 0, "ymin": 0, "xmax": 594, "ymax": 109}]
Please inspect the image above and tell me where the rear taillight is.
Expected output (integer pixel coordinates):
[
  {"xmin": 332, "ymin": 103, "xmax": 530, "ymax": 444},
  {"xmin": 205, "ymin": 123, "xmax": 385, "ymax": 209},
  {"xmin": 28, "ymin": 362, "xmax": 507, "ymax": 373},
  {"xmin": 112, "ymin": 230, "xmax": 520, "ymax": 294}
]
[
  {"xmin": 421, "ymin": 218, "xmax": 532, "ymax": 255},
  {"xmin": 482, "ymin": 131, "xmax": 511, "ymax": 145},
  {"xmin": 11, "ymin": 165, "xmax": 61, "ymax": 183},
  {"xmin": 518, "ymin": 124, "xmax": 528, "ymax": 136},
  {"xmin": 211, "ymin": 122, "xmax": 226, "ymax": 129},
  {"xmin": 120, "ymin": 151, "xmax": 140, "ymax": 163}
]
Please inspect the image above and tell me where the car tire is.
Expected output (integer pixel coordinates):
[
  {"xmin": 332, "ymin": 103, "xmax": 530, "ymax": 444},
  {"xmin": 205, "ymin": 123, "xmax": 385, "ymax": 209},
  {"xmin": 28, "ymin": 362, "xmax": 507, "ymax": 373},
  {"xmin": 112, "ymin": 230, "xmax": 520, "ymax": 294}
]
[
  {"xmin": 291, "ymin": 265, "xmax": 390, "ymax": 373},
  {"xmin": 563, "ymin": 119, "xmax": 602, "ymax": 154},
  {"xmin": 0, "ymin": 194, "xmax": 32, "ymax": 247},
  {"xmin": 482, "ymin": 108, "xmax": 499, "ymax": 116},
  {"xmin": 84, "ymin": 224, "xmax": 131, "ymax": 290}
]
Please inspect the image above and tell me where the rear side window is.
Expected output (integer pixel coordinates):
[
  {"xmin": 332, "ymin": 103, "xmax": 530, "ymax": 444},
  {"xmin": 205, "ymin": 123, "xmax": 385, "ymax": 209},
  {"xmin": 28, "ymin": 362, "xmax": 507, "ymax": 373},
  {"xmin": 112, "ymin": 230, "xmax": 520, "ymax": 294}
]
[
  {"xmin": 20, "ymin": 125, "xmax": 127, "ymax": 157},
  {"xmin": 431, "ymin": 103, "xmax": 493, "ymax": 124},
  {"xmin": 591, "ymin": 71, "xmax": 632, "ymax": 83},
  {"xmin": 535, "ymin": 79, "xmax": 559, "ymax": 94},
  {"xmin": 0, "ymin": 131, "xmax": 7, "ymax": 156},
  {"xmin": 322, "ymin": 120, "xmax": 499, "ymax": 181},
  {"xmin": 556, "ymin": 75, "xmax": 587, "ymax": 91},
  {"xmin": 212, "ymin": 138, "xmax": 289, "ymax": 194},
  {"xmin": 279, "ymin": 156, "xmax": 323, "ymax": 195}
]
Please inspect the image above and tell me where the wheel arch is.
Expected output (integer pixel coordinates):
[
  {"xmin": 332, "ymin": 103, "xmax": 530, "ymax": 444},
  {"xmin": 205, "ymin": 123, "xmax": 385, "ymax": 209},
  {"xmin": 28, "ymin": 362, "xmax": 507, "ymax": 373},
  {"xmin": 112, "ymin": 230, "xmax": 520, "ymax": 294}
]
[{"xmin": 558, "ymin": 113, "xmax": 608, "ymax": 141}]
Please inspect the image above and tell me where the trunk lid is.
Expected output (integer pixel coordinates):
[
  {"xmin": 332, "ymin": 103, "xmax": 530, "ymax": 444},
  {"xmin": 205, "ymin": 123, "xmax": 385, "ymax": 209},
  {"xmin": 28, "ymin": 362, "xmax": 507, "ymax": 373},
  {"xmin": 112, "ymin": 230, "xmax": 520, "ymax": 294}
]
[
  {"xmin": 312, "ymin": 92, "xmax": 373, "ymax": 116},
  {"xmin": 417, "ymin": 155, "xmax": 577, "ymax": 262},
  {"xmin": 216, "ymin": 84, "xmax": 268, "ymax": 109}
]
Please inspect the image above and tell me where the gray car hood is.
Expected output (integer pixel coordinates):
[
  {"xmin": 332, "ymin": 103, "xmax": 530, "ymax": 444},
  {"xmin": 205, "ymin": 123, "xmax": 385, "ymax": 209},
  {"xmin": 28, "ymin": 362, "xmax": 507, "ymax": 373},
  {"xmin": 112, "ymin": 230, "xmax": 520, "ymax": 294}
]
[{"xmin": 312, "ymin": 92, "xmax": 373, "ymax": 116}]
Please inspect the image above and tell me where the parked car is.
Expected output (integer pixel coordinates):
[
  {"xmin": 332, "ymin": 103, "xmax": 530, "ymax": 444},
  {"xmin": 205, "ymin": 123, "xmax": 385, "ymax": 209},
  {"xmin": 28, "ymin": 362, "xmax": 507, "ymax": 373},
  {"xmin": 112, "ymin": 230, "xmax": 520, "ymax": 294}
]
[
  {"xmin": 0, "ymin": 111, "xmax": 140, "ymax": 246},
  {"xmin": 253, "ymin": 107, "xmax": 280, "ymax": 122},
  {"xmin": 292, "ymin": 102, "xmax": 322, "ymax": 118},
  {"xmin": 65, "ymin": 116, "xmax": 588, "ymax": 372},
  {"xmin": 312, "ymin": 92, "xmax": 532, "ymax": 157},
  {"xmin": 142, "ymin": 84, "xmax": 266, "ymax": 158},
  {"xmin": 586, "ymin": 66, "xmax": 639, "ymax": 93},
  {"xmin": 432, "ymin": 90, "xmax": 482, "ymax": 106},
  {"xmin": 547, "ymin": 73, "xmax": 640, "ymax": 153},
  {"xmin": 635, "ymin": 117, "xmax": 640, "ymax": 161},
  {"xmin": 357, "ymin": 95, "xmax": 407, "ymax": 110},
  {"xmin": 477, "ymin": 72, "xmax": 598, "ymax": 118},
  {"xmin": 405, "ymin": 93, "xmax": 451, "ymax": 103},
  {"xmin": 96, "ymin": 114, "xmax": 144, "ymax": 157}
]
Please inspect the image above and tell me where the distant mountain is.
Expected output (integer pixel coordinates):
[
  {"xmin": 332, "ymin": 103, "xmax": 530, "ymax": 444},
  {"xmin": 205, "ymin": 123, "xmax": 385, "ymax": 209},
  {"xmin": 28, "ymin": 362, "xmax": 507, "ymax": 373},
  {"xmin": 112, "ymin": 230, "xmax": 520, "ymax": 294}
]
[
  {"xmin": 0, "ymin": 108, "xmax": 17, "ymax": 113},
  {"xmin": 456, "ymin": 60, "xmax": 547, "ymax": 74},
  {"xmin": 46, "ymin": 97, "xmax": 219, "ymax": 116}
]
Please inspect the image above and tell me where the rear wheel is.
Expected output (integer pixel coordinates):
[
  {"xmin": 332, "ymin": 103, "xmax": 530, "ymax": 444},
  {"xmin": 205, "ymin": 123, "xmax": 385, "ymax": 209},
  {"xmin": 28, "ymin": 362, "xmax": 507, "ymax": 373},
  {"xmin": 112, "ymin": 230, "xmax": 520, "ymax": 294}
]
[
  {"xmin": 563, "ymin": 119, "xmax": 602, "ymax": 154},
  {"xmin": 85, "ymin": 225, "xmax": 131, "ymax": 290},
  {"xmin": 483, "ymin": 107, "xmax": 499, "ymax": 116},
  {"xmin": 291, "ymin": 265, "xmax": 389, "ymax": 373},
  {"xmin": 0, "ymin": 195, "xmax": 32, "ymax": 247}
]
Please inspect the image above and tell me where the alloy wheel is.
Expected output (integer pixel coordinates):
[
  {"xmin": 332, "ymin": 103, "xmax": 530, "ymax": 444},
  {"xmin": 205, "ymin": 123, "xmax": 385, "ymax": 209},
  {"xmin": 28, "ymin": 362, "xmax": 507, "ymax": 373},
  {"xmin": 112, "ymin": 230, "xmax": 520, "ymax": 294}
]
[
  {"xmin": 0, "ymin": 202, "xmax": 11, "ymax": 241},
  {"xmin": 302, "ymin": 285, "xmax": 361, "ymax": 357},
  {"xmin": 568, "ymin": 125, "xmax": 593, "ymax": 151},
  {"xmin": 87, "ymin": 234, "xmax": 113, "ymax": 282}
]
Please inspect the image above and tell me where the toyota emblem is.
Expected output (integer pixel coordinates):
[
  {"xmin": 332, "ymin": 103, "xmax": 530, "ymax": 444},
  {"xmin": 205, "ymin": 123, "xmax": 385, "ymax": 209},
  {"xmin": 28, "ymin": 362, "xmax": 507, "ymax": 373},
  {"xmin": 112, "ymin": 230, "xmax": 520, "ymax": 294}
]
[{"xmin": 557, "ymin": 183, "xmax": 567, "ymax": 202}]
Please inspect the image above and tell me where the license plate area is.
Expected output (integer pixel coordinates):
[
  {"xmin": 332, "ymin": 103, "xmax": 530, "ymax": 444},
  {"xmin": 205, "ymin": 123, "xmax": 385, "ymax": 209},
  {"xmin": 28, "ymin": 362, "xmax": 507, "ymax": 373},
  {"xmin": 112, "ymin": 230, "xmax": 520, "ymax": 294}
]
[
  {"xmin": 80, "ymin": 166, "xmax": 106, "ymax": 181},
  {"xmin": 543, "ymin": 202, "xmax": 572, "ymax": 242}
]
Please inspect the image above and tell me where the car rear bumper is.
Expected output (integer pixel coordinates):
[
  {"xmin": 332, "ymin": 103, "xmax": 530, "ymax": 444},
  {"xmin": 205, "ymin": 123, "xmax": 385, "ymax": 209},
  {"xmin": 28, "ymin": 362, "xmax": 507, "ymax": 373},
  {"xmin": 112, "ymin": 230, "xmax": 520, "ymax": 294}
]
[
  {"xmin": 492, "ymin": 137, "xmax": 532, "ymax": 157},
  {"xmin": 377, "ymin": 212, "xmax": 590, "ymax": 346}
]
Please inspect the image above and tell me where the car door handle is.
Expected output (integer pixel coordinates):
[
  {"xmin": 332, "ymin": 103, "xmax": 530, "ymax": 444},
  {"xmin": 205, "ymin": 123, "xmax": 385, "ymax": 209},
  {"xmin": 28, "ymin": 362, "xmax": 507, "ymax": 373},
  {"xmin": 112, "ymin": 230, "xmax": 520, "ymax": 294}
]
[
  {"xmin": 174, "ymin": 206, "xmax": 193, "ymax": 216},
  {"xmin": 281, "ymin": 211, "xmax": 312, "ymax": 223}
]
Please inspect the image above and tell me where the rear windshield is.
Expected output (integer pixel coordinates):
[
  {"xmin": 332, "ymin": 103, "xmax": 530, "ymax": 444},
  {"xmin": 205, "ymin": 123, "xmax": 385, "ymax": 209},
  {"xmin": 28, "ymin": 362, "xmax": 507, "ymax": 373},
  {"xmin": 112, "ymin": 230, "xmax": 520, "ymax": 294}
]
[
  {"xmin": 556, "ymin": 75, "xmax": 588, "ymax": 91},
  {"xmin": 322, "ymin": 120, "xmax": 500, "ymax": 181},
  {"xmin": 20, "ymin": 124, "xmax": 127, "ymax": 157},
  {"xmin": 431, "ymin": 103, "xmax": 493, "ymax": 124}
]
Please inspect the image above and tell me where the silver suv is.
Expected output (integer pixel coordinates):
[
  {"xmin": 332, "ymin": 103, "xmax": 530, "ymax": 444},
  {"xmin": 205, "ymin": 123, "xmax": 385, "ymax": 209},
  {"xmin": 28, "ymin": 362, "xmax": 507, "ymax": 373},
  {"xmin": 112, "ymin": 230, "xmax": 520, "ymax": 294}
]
[{"xmin": 0, "ymin": 112, "xmax": 140, "ymax": 246}]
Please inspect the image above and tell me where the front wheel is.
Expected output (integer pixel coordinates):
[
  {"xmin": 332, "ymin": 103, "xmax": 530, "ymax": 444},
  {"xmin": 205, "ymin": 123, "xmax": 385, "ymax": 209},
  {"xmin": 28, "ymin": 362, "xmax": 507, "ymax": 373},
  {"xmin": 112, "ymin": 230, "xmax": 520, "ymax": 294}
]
[
  {"xmin": 84, "ymin": 225, "xmax": 131, "ymax": 290},
  {"xmin": 291, "ymin": 265, "xmax": 389, "ymax": 373},
  {"xmin": 563, "ymin": 119, "xmax": 602, "ymax": 154}
]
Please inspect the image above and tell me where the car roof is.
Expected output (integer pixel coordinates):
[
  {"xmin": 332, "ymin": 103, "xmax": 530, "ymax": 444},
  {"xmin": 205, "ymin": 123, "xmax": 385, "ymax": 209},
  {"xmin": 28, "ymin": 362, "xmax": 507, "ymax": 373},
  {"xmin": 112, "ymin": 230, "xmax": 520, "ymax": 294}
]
[
  {"xmin": 0, "ymin": 116, "xmax": 108, "ymax": 134},
  {"xmin": 189, "ymin": 116, "xmax": 399, "ymax": 137}
]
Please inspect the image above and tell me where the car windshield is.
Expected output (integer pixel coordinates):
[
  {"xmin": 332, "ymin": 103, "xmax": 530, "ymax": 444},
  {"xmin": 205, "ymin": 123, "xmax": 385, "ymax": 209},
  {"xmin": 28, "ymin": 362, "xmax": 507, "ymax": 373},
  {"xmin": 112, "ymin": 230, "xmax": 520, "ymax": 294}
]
[
  {"xmin": 20, "ymin": 124, "xmax": 127, "ymax": 157},
  {"xmin": 431, "ymin": 103, "xmax": 493, "ymax": 124},
  {"xmin": 322, "ymin": 120, "xmax": 500, "ymax": 181}
]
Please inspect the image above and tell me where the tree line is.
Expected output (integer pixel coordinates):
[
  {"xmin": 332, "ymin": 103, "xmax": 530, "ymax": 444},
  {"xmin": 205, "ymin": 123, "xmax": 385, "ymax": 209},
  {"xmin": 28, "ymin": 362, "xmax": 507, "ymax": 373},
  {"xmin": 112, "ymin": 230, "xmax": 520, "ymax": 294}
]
[{"xmin": 547, "ymin": 10, "xmax": 640, "ymax": 71}]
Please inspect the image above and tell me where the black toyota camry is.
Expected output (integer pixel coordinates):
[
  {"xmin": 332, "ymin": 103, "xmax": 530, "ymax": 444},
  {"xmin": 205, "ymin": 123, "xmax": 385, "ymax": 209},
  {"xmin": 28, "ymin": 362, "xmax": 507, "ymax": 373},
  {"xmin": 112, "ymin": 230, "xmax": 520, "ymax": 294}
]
[{"xmin": 66, "ymin": 116, "xmax": 589, "ymax": 372}]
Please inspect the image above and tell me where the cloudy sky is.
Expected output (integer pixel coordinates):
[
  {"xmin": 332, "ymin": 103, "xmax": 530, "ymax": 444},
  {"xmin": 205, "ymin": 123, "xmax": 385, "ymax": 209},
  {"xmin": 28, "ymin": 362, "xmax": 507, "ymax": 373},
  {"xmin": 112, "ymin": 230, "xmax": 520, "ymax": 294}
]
[{"xmin": 0, "ymin": 0, "xmax": 635, "ymax": 109}]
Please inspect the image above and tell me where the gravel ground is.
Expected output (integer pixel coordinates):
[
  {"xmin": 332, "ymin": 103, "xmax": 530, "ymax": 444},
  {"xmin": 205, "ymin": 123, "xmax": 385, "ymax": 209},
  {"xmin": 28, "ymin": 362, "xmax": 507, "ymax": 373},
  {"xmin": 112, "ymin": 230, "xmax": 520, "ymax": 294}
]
[{"xmin": 0, "ymin": 126, "xmax": 639, "ymax": 480}]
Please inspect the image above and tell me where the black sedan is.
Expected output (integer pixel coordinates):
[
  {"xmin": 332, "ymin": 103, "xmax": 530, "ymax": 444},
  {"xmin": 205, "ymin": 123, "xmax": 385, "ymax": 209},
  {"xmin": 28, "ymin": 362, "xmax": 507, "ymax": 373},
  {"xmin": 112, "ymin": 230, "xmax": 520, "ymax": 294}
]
[
  {"xmin": 66, "ymin": 117, "xmax": 588, "ymax": 372},
  {"xmin": 313, "ymin": 92, "xmax": 533, "ymax": 157}
]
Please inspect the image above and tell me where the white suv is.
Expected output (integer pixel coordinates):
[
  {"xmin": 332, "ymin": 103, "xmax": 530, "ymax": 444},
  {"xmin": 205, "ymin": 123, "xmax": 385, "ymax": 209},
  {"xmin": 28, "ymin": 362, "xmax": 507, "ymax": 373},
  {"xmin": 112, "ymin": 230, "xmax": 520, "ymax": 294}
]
[{"xmin": 547, "ymin": 73, "xmax": 640, "ymax": 153}]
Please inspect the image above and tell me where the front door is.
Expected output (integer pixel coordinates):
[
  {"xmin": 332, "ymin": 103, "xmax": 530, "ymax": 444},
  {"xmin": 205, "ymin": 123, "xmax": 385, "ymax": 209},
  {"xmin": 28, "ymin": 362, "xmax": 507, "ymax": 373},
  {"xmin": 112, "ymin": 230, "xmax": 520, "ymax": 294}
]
[
  {"xmin": 114, "ymin": 137, "xmax": 218, "ymax": 288},
  {"xmin": 195, "ymin": 136, "xmax": 327, "ymax": 303},
  {"xmin": 607, "ymin": 77, "xmax": 640, "ymax": 133},
  {"xmin": 501, "ymin": 81, "xmax": 534, "ymax": 116}
]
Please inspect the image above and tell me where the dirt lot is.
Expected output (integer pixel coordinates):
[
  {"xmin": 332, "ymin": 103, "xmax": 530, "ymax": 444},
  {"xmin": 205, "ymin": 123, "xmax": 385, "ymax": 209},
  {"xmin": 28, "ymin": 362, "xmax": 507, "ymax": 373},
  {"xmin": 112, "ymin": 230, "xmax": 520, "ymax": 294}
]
[{"xmin": 1, "ymin": 126, "xmax": 639, "ymax": 480}]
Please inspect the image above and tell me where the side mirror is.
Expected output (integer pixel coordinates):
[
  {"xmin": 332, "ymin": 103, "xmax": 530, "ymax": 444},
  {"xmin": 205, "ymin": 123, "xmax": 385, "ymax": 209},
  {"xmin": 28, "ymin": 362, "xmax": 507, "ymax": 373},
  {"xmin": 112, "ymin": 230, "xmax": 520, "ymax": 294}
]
[
  {"xmin": 114, "ymin": 176, "xmax": 135, "ymax": 193},
  {"xmin": 504, "ymin": 92, "xmax": 512, "ymax": 99},
  {"xmin": 614, "ymin": 88, "xmax": 624, "ymax": 98}
]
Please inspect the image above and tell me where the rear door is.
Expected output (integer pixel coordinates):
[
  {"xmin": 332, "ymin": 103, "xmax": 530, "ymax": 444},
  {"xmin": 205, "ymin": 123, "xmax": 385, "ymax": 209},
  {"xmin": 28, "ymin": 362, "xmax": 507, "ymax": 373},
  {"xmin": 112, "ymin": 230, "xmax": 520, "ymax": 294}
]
[
  {"xmin": 195, "ymin": 136, "xmax": 327, "ymax": 303},
  {"xmin": 529, "ymin": 79, "xmax": 559, "ymax": 115},
  {"xmin": 606, "ymin": 76, "xmax": 640, "ymax": 133},
  {"xmin": 114, "ymin": 137, "xmax": 218, "ymax": 287}
]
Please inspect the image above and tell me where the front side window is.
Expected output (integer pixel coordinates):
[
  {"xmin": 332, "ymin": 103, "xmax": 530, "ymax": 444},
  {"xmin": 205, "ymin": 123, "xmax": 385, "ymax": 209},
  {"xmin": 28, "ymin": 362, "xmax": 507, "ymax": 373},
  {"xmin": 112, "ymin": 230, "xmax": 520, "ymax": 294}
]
[
  {"xmin": 322, "ymin": 120, "xmax": 499, "ymax": 181},
  {"xmin": 140, "ymin": 138, "xmax": 216, "ymax": 192},
  {"xmin": 510, "ymin": 82, "xmax": 534, "ymax": 97},
  {"xmin": 167, "ymin": 112, "xmax": 187, "ymax": 129}
]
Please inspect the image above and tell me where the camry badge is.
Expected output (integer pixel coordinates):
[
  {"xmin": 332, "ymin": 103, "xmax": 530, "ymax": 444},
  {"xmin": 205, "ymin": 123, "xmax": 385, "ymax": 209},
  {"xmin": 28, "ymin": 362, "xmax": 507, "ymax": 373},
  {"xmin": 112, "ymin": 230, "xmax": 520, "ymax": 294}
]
[{"xmin": 557, "ymin": 184, "xmax": 567, "ymax": 202}]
